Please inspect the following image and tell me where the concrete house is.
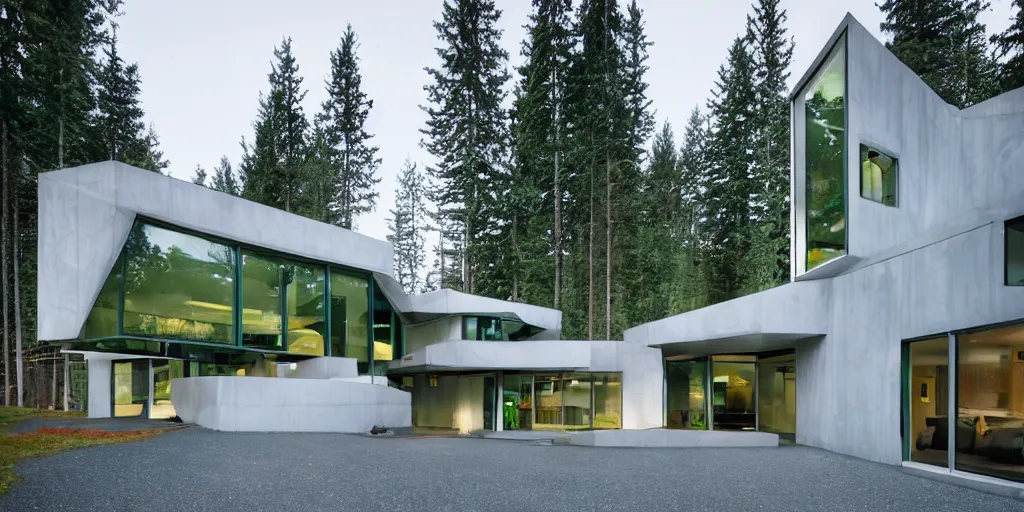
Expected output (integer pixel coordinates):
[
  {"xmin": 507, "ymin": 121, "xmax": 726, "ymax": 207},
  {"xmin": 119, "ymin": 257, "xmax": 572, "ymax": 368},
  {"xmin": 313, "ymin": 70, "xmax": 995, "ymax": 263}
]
[
  {"xmin": 35, "ymin": 12, "xmax": 1024, "ymax": 493},
  {"xmin": 626, "ymin": 14, "xmax": 1024, "ymax": 489}
]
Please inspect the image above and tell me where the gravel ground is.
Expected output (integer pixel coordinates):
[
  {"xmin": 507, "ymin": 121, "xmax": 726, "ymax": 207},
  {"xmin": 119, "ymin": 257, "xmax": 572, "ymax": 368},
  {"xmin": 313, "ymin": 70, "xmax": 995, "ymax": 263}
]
[
  {"xmin": 10, "ymin": 417, "xmax": 183, "ymax": 433},
  {"xmin": 2, "ymin": 427, "xmax": 1023, "ymax": 512}
]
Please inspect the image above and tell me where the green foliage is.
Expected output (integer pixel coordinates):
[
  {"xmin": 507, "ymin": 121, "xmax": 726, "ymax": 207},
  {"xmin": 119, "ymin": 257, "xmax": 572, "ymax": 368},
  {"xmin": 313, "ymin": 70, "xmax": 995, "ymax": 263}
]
[
  {"xmin": 993, "ymin": 0, "xmax": 1024, "ymax": 92},
  {"xmin": 387, "ymin": 159, "xmax": 429, "ymax": 294},
  {"xmin": 879, "ymin": 0, "xmax": 1001, "ymax": 108}
]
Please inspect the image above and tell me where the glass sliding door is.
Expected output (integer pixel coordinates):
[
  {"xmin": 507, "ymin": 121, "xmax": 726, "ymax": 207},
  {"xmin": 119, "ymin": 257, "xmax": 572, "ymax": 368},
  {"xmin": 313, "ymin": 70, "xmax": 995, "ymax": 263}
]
[
  {"xmin": 562, "ymin": 374, "xmax": 592, "ymax": 430},
  {"xmin": 712, "ymin": 357, "xmax": 756, "ymax": 431},
  {"xmin": 905, "ymin": 337, "xmax": 950, "ymax": 467},
  {"xmin": 666, "ymin": 359, "xmax": 708, "ymax": 429},
  {"xmin": 503, "ymin": 374, "xmax": 533, "ymax": 430},
  {"xmin": 113, "ymin": 360, "xmax": 149, "ymax": 417},
  {"xmin": 533, "ymin": 374, "xmax": 562, "ymax": 430},
  {"xmin": 758, "ymin": 354, "xmax": 797, "ymax": 438},
  {"xmin": 955, "ymin": 325, "xmax": 1024, "ymax": 483}
]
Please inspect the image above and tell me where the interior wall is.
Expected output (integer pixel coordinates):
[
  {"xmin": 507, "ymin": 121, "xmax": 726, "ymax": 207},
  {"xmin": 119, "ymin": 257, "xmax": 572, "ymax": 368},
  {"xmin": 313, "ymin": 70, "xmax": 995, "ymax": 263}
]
[
  {"xmin": 411, "ymin": 375, "xmax": 457, "ymax": 429},
  {"xmin": 86, "ymin": 358, "xmax": 111, "ymax": 418},
  {"xmin": 405, "ymin": 317, "xmax": 462, "ymax": 355},
  {"xmin": 454, "ymin": 375, "xmax": 484, "ymax": 433}
]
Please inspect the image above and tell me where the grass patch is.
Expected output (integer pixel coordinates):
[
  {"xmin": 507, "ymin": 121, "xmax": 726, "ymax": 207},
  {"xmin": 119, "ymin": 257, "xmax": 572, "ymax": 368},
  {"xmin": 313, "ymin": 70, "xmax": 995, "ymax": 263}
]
[
  {"xmin": 0, "ymin": 426, "xmax": 163, "ymax": 495},
  {"xmin": 0, "ymin": 407, "xmax": 85, "ymax": 430}
]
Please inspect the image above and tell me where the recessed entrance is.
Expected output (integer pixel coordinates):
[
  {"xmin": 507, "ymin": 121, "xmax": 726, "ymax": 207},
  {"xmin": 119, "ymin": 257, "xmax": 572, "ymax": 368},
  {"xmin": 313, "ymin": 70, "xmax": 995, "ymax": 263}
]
[{"xmin": 112, "ymin": 359, "xmax": 149, "ymax": 417}]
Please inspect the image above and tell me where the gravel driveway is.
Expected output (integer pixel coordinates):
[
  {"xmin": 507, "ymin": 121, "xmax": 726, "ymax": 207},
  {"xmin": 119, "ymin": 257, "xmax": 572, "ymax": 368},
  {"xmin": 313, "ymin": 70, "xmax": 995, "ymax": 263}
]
[{"xmin": 2, "ymin": 427, "xmax": 1022, "ymax": 512}]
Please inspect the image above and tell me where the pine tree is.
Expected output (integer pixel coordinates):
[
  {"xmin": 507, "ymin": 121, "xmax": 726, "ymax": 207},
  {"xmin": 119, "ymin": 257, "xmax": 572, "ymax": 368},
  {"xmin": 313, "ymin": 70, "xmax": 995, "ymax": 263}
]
[
  {"xmin": 388, "ymin": 159, "xmax": 429, "ymax": 294},
  {"xmin": 210, "ymin": 156, "xmax": 239, "ymax": 195},
  {"xmin": 879, "ymin": 0, "xmax": 1000, "ymax": 108},
  {"xmin": 421, "ymin": 0, "xmax": 510, "ymax": 295},
  {"xmin": 96, "ymin": 30, "xmax": 145, "ymax": 164},
  {"xmin": 703, "ymin": 36, "xmax": 757, "ymax": 304},
  {"xmin": 320, "ymin": 25, "xmax": 381, "ymax": 230},
  {"xmin": 299, "ymin": 120, "xmax": 337, "ymax": 224},
  {"xmin": 744, "ymin": 0, "xmax": 793, "ymax": 291},
  {"xmin": 191, "ymin": 165, "xmax": 207, "ymax": 186},
  {"xmin": 240, "ymin": 37, "xmax": 309, "ymax": 212},
  {"xmin": 514, "ymin": 0, "xmax": 574, "ymax": 308},
  {"xmin": 133, "ymin": 123, "xmax": 168, "ymax": 173},
  {"xmin": 993, "ymin": 0, "xmax": 1024, "ymax": 92}
]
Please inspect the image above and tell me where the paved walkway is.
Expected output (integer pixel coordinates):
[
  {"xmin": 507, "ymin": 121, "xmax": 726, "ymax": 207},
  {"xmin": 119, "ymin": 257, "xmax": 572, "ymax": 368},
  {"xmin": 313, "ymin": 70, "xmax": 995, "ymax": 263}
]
[
  {"xmin": 3, "ymin": 428, "xmax": 1023, "ymax": 511},
  {"xmin": 10, "ymin": 416, "xmax": 186, "ymax": 433}
]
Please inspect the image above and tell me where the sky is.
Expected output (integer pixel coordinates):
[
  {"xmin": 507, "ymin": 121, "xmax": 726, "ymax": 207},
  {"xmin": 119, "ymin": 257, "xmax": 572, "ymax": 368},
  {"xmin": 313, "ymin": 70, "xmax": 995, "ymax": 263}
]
[{"xmin": 116, "ymin": 0, "xmax": 1016, "ymax": 244}]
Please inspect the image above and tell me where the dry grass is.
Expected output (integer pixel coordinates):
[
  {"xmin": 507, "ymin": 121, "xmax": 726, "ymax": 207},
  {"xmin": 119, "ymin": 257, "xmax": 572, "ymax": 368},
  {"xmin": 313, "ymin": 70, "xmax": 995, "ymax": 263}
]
[{"xmin": 0, "ymin": 413, "xmax": 165, "ymax": 495}]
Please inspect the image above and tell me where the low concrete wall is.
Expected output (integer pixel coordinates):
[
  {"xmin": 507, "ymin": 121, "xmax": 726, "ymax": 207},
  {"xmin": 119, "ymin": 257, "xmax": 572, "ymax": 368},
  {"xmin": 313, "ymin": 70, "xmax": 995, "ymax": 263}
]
[
  {"xmin": 172, "ymin": 376, "xmax": 411, "ymax": 433},
  {"xmin": 290, "ymin": 357, "xmax": 358, "ymax": 379},
  {"xmin": 568, "ymin": 429, "xmax": 779, "ymax": 448}
]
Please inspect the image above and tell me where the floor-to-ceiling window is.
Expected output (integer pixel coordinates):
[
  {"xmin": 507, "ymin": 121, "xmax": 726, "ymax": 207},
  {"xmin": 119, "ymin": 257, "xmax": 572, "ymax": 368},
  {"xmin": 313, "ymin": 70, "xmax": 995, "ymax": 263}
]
[
  {"xmin": 758, "ymin": 353, "xmax": 797, "ymax": 438},
  {"xmin": 593, "ymin": 373, "xmax": 622, "ymax": 429},
  {"xmin": 122, "ymin": 223, "xmax": 235, "ymax": 343},
  {"xmin": 113, "ymin": 359, "xmax": 149, "ymax": 417},
  {"xmin": 533, "ymin": 374, "xmax": 563, "ymax": 429},
  {"xmin": 666, "ymin": 359, "xmax": 707, "ymax": 429},
  {"xmin": 562, "ymin": 374, "xmax": 592, "ymax": 430},
  {"xmin": 955, "ymin": 325, "xmax": 1024, "ymax": 483},
  {"xmin": 372, "ymin": 285, "xmax": 394, "ymax": 375},
  {"xmin": 802, "ymin": 36, "xmax": 847, "ymax": 271},
  {"xmin": 712, "ymin": 356, "xmax": 757, "ymax": 431},
  {"xmin": 905, "ymin": 337, "xmax": 950, "ymax": 467},
  {"xmin": 329, "ymin": 271, "xmax": 370, "ymax": 364},
  {"xmin": 503, "ymin": 374, "xmax": 533, "ymax": 430}
]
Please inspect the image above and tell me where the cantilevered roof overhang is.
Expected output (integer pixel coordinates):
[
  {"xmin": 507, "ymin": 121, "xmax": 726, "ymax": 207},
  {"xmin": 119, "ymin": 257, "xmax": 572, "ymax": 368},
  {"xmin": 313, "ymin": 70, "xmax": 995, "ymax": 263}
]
[{"xmin": 623, "ymin": 280, "xmax": 831, "ymax": 356}]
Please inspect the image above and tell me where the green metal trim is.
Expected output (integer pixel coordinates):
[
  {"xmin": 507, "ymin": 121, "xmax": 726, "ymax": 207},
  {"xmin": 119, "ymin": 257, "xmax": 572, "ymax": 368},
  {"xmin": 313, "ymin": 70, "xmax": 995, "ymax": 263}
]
[
  {"xmin": 116, "ymin": 248, "xmax": 127, "ymax": 336},
  {"xmin": 80, "ymin": 335, "xmax": 300, "ymax": 357},
  {"xmin": 368, "ymin": 277, "xmax": 375, "ymax": 375},
  {"xmin": 900, "ymin": 341, "xmax": 910, "ymax": 461},
  {"xmin": 325, "ymin": 266, "xmax": 332, "ymax": 357},
  {"xmin": 234, "ymin": 246, "xmax": 243, "ymax": 347},
  {"xmin": 280, "ymin": 263, "xmax": 289, "ymax": 352}
]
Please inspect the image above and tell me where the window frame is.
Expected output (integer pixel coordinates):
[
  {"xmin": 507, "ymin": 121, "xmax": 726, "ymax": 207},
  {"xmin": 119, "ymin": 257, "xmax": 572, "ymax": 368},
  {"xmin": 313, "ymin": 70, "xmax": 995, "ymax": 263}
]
[
  {"xmin": 1004, "ymin": 215, "xmax": 1024, "ymax": 286},
  {"xmin": 858, "ymin": 143, "xmax": 899, "ymax": 208}
]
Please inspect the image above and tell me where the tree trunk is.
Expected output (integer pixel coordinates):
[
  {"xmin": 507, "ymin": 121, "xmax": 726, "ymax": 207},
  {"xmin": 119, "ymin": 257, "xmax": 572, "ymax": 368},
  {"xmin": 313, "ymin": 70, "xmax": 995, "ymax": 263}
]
[
  {"xmin": 63, "ymin": 354, "xmax": 70, "ymax": 411},
  {"xmin": 606, "ymin": 154, "xmax": 612, "ymax": 341},
  {"xmin": 51, "ymin": 350, "xmax": 57, "ymax": 409},
  {"xmin": 588, "ymin": 135, "xmax": 595, "ymax": 341},
  {"xmin": 1, "ymin": 120, "xmax": 9, "ymax": 406},
  {"xmin": 13, "ymin": 197, "xmax": 23, "ymax": 407},
  {"xmin": 552, "ymin": 69, "xmax": 562, "ymax": 311}
]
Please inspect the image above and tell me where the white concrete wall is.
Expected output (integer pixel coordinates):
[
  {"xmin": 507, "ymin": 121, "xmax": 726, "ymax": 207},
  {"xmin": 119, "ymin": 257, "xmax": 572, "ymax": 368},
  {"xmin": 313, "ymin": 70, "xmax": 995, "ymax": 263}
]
[
  {"xmin": 86, "ymin": 358, "xmax": 111, "ymax": 418},
  {"xmin": 454, "ymin": 376, "xmax": 485, "ymax": 433},
  {"xmin": 290, "ymin": 357, "xmax": 358, "ymax": 380},
  {"xmin": 172, "ymin": 376, "xmax": 411, "ymax": 433},
  {"xmin": 405, "ymin": 316, "xmax": 462, "ymax": 354}
]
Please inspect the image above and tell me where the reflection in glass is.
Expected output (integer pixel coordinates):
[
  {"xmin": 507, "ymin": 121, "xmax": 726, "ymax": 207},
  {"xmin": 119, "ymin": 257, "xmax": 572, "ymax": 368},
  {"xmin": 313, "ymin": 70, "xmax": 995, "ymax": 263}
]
[
  {"xmin": 83, "ymin": 254, "xmax": 122, "ymax": 339},
  {"xmin": 151, "ymin": 360, "xmax": 183, "ymax": 419},
  {"xmin": 593, "ymin": 373, "xmax": 622, "ymax": 429},
  {"xmin": 464, "ymin": 317, "xmax": 478, "ymax": 340},
  {"xmin": 122, "ymin": 223, "xmax": 235, "ymax": 343},
  {"xmin": 372, "ymin": 285, "xmax": 394, "ymax": 375},
  {"xmin": 330, "ymin": 272, "xmax": 369, "ymax": 361},
  {"xmin": 758, "ymin": 354, "xmax": 797, "ymax": 437},
  {"xmin": 860, "ymin": 144, "xmax": 898, "ymax": 206},
  {"xmin": 1007, "ymin": 217, "xmax": 1024, "ymax": 286},
  {"xmin": 804, "ymin": 39, "xmax": 846, "ymax": 271},
  {"xmin": 113, "ymin": 360, "xmax": 148, "ymax": 417},
  {"xmin": 907, "ymin": 337, "xmax": 950, "ymax": 467},
  {"xmin": 503, "ymin": 374, "xmax": 533, "ymax": 430},
  {"xmin": 241, "ymin": 252, "xmax": 284, "ymax": 350},
  {"xmin": 956, "ymin": 326, "xmax": 1024, "ymax": 483},
  {"xmin": 712, "ymin": 361, "xmax": 756, "ymax": 430},
  {"xmin": 666, "ymin": 359, "xmax": 707, "ymax": 429},
  {"xmin": 533, "ymin": 374, "xmax": 563, "ymax": 430},
  {"xmin": 562, "ymin": 374, "xmax": 592, "ymax": 430},
  {"xmin": 284, "ymin": 261, "xmax": 324, "ymax": 356}
]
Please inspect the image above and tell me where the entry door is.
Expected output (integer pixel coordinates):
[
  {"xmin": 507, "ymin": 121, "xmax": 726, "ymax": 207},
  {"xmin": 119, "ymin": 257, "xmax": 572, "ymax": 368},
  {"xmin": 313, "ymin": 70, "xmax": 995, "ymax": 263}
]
[
  {"xmin": 112, "ymin": 359, "xmax": 149, "ymax": 417},
  {"xmin": 483, "ymin": 375, "xmax": 496, "ymax": 430}
]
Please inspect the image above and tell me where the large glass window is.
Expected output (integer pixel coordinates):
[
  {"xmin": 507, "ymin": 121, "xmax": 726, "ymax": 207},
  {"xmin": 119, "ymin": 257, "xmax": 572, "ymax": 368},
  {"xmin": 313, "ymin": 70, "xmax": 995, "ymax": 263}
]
[
  {"xmin": 666, "ymin": 359, "xmax": 707, "ymax": 429},
  {"xmin": 83, "ymin": 254, "xmax": 122, "ymax": 339},
  {"xmin": 1006, "ymin": 216, "xmax": 1024, "ymax": 286},
  {"xmin": 122, "ymin": 223, "xmax": 235, "ymax": 343},
  {"xmin": 285, "ymin": 261, "xmax": 324, "ymax": 356},
  {"xmin": 503, "ymin": 374, "xmax": 533, "ymax": 430},
  {"xmin": 758, "ymin": 353, "xmax": 797, "ymax": 438},
  {"xmin": 462, "ymin": 316, "xmax": 505, "ymax": 341},
  {"xmin": 955, "ymin": 325, "xmax": 1024, "ymax": 483},
  {"xmin": 533, "ymin": 374, "xmax": 563, "ymax": 430},
  {"xmin": 860, "ymin": 144, "xmax": 898, "ymax": 207},
  {"xmin": 712, "ymin": 357, "xmax": 756, "ymax": 431},
  {"xmin": 562, "ymin": 374, "xmax": 592, "ymax": 430},
  {"xmin": 329, "ymin": 271, "xmax": 370, "ymax": 361},
  {"xmin": 804, "ymin": 39, "xmax": 846, "ymax": 271},
  {"xmin": 593, "ymin": 373, "xmax": 622, "ymax": 429},
  {"xmin": 373, "ymin": 285, "xmax": 394, "ymax": 375},
  {"xmin": 241, "ymin": 251, "xmax": 286, "ymax": 350},
  {"xmin": 906, "ymin": 337, "xmax": 950, "ymax": 467}
]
